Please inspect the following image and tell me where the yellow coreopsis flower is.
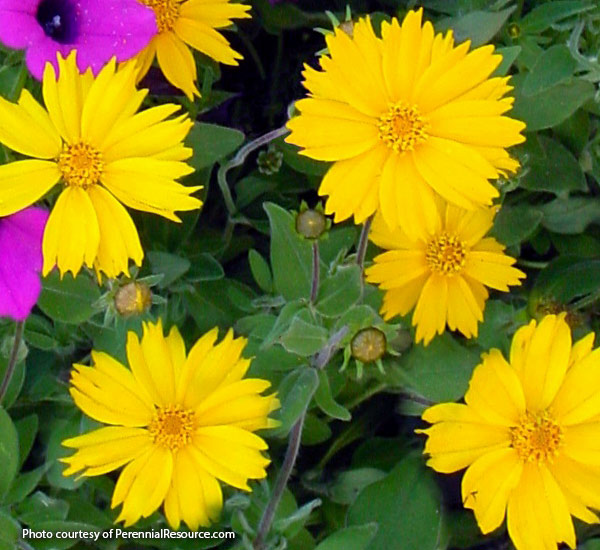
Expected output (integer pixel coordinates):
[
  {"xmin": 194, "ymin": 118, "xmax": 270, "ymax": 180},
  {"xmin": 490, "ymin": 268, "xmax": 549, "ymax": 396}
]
[
  {"xmin": 419, "ymin": 314, "xmax": 600, "ymax": 550},
  {"xmin": 286, "ymin": 10, "xmax": 525, "ymax": 238},
  {"xmin": 0, "ymin": 52, "xmax": 201, "ymax": 279},
  {"xmin": 62, "ymin": 320, "xmax": 279, "ymax": 530},
  {"xmin": 365, "ymin": 201, "xmax": 524, "ymax": 344},
  {"xmin": 134, "ymin": 0, "xmax": 251, "ymax": 99}
]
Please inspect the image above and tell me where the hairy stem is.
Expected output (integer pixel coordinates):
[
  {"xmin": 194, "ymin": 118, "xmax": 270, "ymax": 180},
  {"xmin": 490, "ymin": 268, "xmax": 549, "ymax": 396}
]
[
  {"xmin": 217, "ymin": 126, "xmax": 290, "ymax": 218},
  {"xmin": 0, "ymin": 321, "xmax": 24, "ymax": 405},
  {"xmin": 253, "ymin": 412, "xmax": 306, "ymax": 550},
  {"xmin": 310, "ymin": 241, "xmax": 320, "ymax": 304},
  {"xmin": 356, "ymin": 215, "xmax": 374, "ymax": 274}
]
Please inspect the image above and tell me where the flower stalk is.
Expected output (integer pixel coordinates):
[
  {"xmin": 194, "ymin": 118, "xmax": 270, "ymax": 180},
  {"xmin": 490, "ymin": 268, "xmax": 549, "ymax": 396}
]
[{"xmin": 0, "ymin": 321, "xmax": 24, "ymax": 405}]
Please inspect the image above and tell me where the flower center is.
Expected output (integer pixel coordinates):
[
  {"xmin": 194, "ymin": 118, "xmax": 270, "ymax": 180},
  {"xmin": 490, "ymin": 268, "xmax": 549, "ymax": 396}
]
[
  {"xmin": 58, "ymin": 143, "xmax": 104, "ymax": 189},
  {"xmin": 425, "ymin": 233, "xmax": 467, "ymax": 276},
  {"xmin": 149, "ymin": 405, "xmax": 196, "ymax": 451},
  {"xmin": 36, "ymin": 0, "xmax": 78, "ymax": 44},
  {"xmin": 139, "ymin": 0, "xmax": 181, "ymax": 32},
  {"xmin": 378, "ymin": 102, "xmax": 429, "ymax": 153},
  {"xmin": 510, "ymin": 410, "xmax": 563, "ymax": 462}
]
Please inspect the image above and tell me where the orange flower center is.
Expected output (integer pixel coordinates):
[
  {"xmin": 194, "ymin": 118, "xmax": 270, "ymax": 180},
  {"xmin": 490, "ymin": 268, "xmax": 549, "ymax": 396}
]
[
  {"xmin": 425, "ymin": 232, "xmax": 467, "ymax": 275},
  {"xmin": 140, "ymin": 0, "xmax": 181, "ymax": 32},
  {"xmin": 58, "ymin": 142, "xmax": 103, "ymax": 188},
  {"xmin": 149, "ymin": 405, "xmax": 196, "ymax": 451},
  {"xmin": 378, "ymin": 102, "xmax": 429, "ymax": 153},
  {"xmin": 510, "ymin": 410, "xmax": 563, "ymax": 462}
]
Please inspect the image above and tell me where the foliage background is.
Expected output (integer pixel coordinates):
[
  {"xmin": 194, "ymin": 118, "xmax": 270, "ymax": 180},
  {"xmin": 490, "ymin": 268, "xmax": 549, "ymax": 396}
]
[{"xmin": 2, "ymin": 0, "xmax": 600, "ymax": 549}]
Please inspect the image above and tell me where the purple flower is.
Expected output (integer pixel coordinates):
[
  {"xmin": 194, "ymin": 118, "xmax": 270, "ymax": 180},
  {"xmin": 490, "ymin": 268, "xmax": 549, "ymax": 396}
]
[
  {"xmin": 0, "ymin": 0, "xmax": 157, "ymax": 79},
  {"xmin": 0, "ymin": 208, "xmax": 48, "ymax": 321}
]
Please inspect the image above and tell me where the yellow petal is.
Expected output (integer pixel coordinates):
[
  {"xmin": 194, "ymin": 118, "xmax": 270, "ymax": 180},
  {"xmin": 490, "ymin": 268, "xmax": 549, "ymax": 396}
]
[
  {"xmin": 420, "ymin": 402, "xmax": 510, "ymax": 472},
  {"xmin": 461, "ymin": 447, "xmax": 522, "ymax": 533},
  {"xmin": 42, "ymin": 187, "xmax": 100, "ymax": 277},
  {"xmin": 115, "ymin": 446, "xmax": 173, "ymax": 527},
  {"xmin": 102, "ymin": 157, "xmax": 201, "ymax": 221},
  {"xmin": 366, "ymin": 250, "xmax": 429, "ymax": 289},
  {"xmin": 464, "ymin": 249, "xmax": 525, "ymax": 291},
  {"xmin": 511, "ymin": 314, "xmax": 571, "ymax": 412},
  {"xmin": 179, "ymin": 0, "xmax": 250, "ymax": 28},
  {"xmin": 413, "ymin": 273, "xmax": 447, "ymax": 345},
  {"xmin": 379, "ymin": 274, "xmax": 429, "ymax": 320},
  {"xmin": 62, "ymin": 426, "xmax": 151, "ymax": 477},
  {"xmin": 445, "ymin": 275, "xmax": 483, "ymax": 338},
  {"xmin": 174, "ymin": 16, "xmax": 243, "ymax": 65},
  {"xmin": 0, "ymin": 160, "xmax": 60, "ymax": 216},
  {"xmin": 464, "ymin": 349, "xmax": 526, "ymax": 426},
  {"xmin": 87, "ymin": 185, "xmax": 143, "ymax": 279},
  {"xmin": 155, "ymin": 31, "xmax": 199, "ymax": 100},
  {"xmin": 506, "ymin": 463, "xmax": 575, "ymax": 550},
  {"xmin": 0, "ymin": 92, "xmax": 61, "ymax": 158}
]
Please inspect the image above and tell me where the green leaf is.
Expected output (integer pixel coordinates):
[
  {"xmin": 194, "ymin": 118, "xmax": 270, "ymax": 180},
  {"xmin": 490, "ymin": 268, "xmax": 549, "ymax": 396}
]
[
  {"xmin": 187, "ymin": 253, "xmax": 225, "ymax": 282},
  {"xmin": 328, "ymin": 470, "xmax": 386, "ymax": 506},
  {"xmin": 24, "ymin": 521, "xmax": 101, "ymax": 550},
  {"xmin": 0, "ymin": 509, "xmax": 19, "ymax": 550},
  {"xmin": 316, "ymin": 266, "xmax": 362, "ymax": 318},
  {"xmin": 271, "ymin": 368, "xmax": 319, "ymax": 437},
  {"xmin": 491, "ymin": 204, "xmax": 543, "ymax": 246},
  {"xmin": 0, "ymin": 352, "xmax": 25, "ymax": 409},
  {"xmin": 531, "ymin": 256, "xmax": 600, "ymax": 305},
  {"xmin": 493, "ymin": 46, "xmax": 521, "ymax": 77},
  {"xmin": 280, "ymin": 316, "xmax": 328, "ymax": 356},
  {"xmin": 14, "ymin": 414, "xmax": 38, "ymax": 468},
  {"xmin": 438, "ymin": 7, "xmax": 514, "ymax": 46},
  {"xmin": 540, "ymin": 197, "xmax": 600, "ymax": 234},
  {"xmin": 147, "ymin": 251, "xmax": 191, "ymax": 287},
  {"xmin": 249, "ymin": 249, "xmax": 273, "ymax": 293},
  {"xmin": 519, "ymin": 135, "xmax": 586, "ymax": 196},
  {"xmin": 265, "ymin": 202, "xmax": 313, "ymax": 300},
  {"xmin": 512, "ymin": 78, "xmax": 595, "ymax": 132},
  {"xmin": 390, "ymin": 334, "xmax": 480, "ymax": 403},
  {"xmin": 315, "ymin": 524, "xmax": 378, "ymax": 550},
  {"xmin": 3, "ymin": 466, "xmax": 47, "ymax": 506},
  {"xmin": 520, "ymin": 0, "xmax": 594, "ymax": 33},
  {"xmin": 302, "ymin": 413, "xmax": 332, "ymax": 445},
  {"xmin": 522, "ymin": 45, "xmax": 577, "ymax": 96},
  {"xmin": 347, "ymin": 455, "xmax": 443, "ymax": 550},
  {"xmin": 38, "ymin": 272, "xmax": 101, "ymax": 324},
  {"xmin": 187, "ymin": 122, "xmax": 244, "ymax": 170},
  {"xmin": 279, "ymin": 140, "xmax": 329, "ymax": 177},
  {"xmin": 261, "ymin": 301, "xmax": 306, "ymax": 349},
  {"xmin": 315, "ymin": 370, "xmax": 351, "ymax": 421},
  {"xmin": 24, "ymin": 315, "xmax": 58, "ymax": 351},
  {"xmin": 0, "ymin": 407, "xmax": 18, "ymax": 499},
  {"xmin": 476, "ymin": 300, "xmax": 522, "ymax": 354}
]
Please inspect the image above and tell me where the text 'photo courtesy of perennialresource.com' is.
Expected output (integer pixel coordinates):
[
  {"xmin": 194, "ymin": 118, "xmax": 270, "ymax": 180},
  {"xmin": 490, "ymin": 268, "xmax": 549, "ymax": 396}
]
[{"xmin": 2, "ymin": 1, "xmax": 600, "ymax": 550}]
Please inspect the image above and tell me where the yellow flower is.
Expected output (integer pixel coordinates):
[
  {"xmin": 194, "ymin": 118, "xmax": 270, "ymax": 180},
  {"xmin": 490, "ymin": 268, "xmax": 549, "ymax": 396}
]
[
  {"xmin": 418, "ymin": 314, "xmax": 600, "ymax": 550},
  {"xmin": 286, "ymin": 10, "xmax": 525, "ymax": 238},
  {"xmin": 62, "ymin": 320, "xmax": 279, "ymax": 530},
  {"xmin": 134, "ymin": 0, "xmax": 251, "ymax": 99},
  {"xmin": 365, "ymin": 201, "xmax": 524, "ymax": 344},
  {"xmin": 0, "ymin": 52, "xmax": 201, "ymax": 279}
]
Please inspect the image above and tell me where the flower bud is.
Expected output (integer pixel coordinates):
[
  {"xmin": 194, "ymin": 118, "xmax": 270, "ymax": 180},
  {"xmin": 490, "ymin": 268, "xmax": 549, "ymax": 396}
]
[
  {"xmin": 350, "ymin": 327, "xmax": 386, "ymax": 363},
  {"xmin": 296, "ymin": 209, "xmax": 328, "ymax": 239},
  {"xmin": 114, "ymin": 282, "xmax": 152, "ymax": 317}
]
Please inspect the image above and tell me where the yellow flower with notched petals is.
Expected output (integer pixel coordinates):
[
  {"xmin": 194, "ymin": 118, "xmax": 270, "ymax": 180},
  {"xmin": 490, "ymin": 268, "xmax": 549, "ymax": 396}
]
[
  {"xmin": 419, "ymin": 314, "xmax": 600, "ymax": 550},
  {"xmin": 62, "ymin": 320, "xmax": 279, "ymax": 530},
  {"xmin": 134, "ymin": 0, "xmax": 251, "ymax": 99},
  {"xmin": 365, "ymin": 201, "xmax": 524, "ymax": 344},
  {"xmin": 0, "ymin": 52, "xmax": 201, "ymax": 279},
  {"xmin": 286, "ymin": 10, "xmax": 525, "ymax": 238}
]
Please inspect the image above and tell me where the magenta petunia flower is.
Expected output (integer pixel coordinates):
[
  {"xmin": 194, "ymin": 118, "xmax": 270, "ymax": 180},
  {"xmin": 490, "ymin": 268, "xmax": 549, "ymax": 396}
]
[
  {"xmin": 0, "ymin": 0, "xmax": 157, "ymax": 79},
  {"xmin": 0, "ymin": 208, "xmax": 48, "ymax": 321}
]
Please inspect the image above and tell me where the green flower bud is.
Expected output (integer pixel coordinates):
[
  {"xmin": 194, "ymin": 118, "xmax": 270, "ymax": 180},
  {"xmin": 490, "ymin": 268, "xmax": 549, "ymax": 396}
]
[
  {"xmin": 350, "ymin": 327, "xmax": 387, "ymax": 363},
  {"xmin": 295, "ymin": 209, "xmax": 328, "ymax": 239},
  {"xmin": 114, "ymin": 282, "xmax": 152, "ymax": 317}
]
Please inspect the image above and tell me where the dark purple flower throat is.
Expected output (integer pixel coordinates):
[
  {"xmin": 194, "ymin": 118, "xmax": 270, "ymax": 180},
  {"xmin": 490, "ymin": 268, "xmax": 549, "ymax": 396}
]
[{"xmin": 36, "ymin": 0, "xmax": 77, "ymax": 43}]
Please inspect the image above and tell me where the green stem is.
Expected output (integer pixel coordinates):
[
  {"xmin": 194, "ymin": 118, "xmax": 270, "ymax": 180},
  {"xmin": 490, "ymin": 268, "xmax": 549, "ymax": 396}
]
[
  {"xmin": 217, "ymin": 126, "xmax": 290, "ymax": 218},
  {"xmin": 0, "ymin": 322, "xmax": 24, "ymax": 405},
  {"xmin": 517, "ymin": 259, "xmax": 549, "ymax": 270},
  {"xmin": 310, "ymin": 241, "xmax": 320, "ymax": 304},
  {"xmin": 253, "ymin": 412, "xmax": 306, "ymax": 550},
  {"xmin": 356, "ymin": 215, "xmax": 373, "ymax": 274}
]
